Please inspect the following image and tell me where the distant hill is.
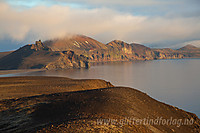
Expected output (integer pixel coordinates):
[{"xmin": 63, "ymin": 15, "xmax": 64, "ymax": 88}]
[
  {"xmin": 178, "ymin": 44, "xmax": 199, "ymax": 51},
  {"xmin": 0, "ymin": 35, "xmax": 200, "ymax": 70}
]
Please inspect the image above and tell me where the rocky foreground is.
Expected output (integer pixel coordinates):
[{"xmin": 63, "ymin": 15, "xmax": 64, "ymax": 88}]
[{"xmin": 0, "ymin": 76, "xmax": 199, "ymax": 133}]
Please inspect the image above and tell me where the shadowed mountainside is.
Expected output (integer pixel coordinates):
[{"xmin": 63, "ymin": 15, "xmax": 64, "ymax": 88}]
[
  {"xmin": 0, "ymin": 35, "xmax": 199, "ymax": 70},
  {"xmin": 0, "ymin": 40, "xmax": 90, "ymax": 70},
  {"xmin": 0, "ymin": 76, "xmax": 199, "ymax": 133},
  {"xmin": 0, "ymin": 51, "xmax": 13, "ymax": 59}
]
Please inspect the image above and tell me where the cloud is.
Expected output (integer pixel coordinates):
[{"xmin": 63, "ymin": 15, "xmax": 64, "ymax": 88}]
[
  {"xmin": 4, "ymin": 0, "xmax": 170, "ymax": 7},
  {"xmin": 56, "ymin": 0, "xmax": 167, "ymax": 6},
  {"xmin": 48, "ymin": 0, "xmax": 200, "ymax": 9},
  {"xmin": 0, "ymin": 1, "xmax": 200, "ymax": 47},
  {"xmin": 127, "ymin": 17, "xmax": 200, "ymax": 44}
]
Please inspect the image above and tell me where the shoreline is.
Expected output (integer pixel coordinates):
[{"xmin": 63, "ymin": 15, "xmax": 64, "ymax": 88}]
[
  {"xmin": 0, "ymin": 58, "xmax": 199, "ymax": 75},
  {"xmin": 90, "ymin": 57, "xmax": 200, "ymax": 65},
  {"xmin": 0, "ymin": 69, "xmax": 44, "ymax": 75}
]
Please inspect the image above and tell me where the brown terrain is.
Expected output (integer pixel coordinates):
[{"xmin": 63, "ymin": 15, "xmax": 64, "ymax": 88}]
[
  {"xmin": 0, "ymin": 35, "xmax": 199, "ymax": 70},
  {"xmin": 0, "ymin": 51, "xmax": 13, "ymax": 59},
  {"xmin": 0, "ymin": 76, "xmax": 199, "ymax": 133},
  {"xmin": 0, "ymin": 40, "xmax": 89, "ymax": 70}
]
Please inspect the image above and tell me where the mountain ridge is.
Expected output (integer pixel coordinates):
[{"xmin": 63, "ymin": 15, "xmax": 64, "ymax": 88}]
[{"xmin": 0, "ymin": 35, "xmax": 200, "ymax": 70}]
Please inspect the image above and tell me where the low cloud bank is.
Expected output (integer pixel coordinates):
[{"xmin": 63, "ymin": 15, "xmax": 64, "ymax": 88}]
[{"xmin": 0, "ymin": 2, "xmax": 200, "ymax": 46}]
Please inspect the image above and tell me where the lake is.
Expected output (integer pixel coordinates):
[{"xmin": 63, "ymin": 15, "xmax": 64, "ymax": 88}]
[{"xmin": 1, "ymin": 58, "xmax": 200, "ymax": 117}]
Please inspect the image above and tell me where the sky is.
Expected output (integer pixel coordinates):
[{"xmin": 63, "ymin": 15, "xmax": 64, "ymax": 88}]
[{"xmin": 0, "ymin": 0, "xmax": 200, "ymax": 51}]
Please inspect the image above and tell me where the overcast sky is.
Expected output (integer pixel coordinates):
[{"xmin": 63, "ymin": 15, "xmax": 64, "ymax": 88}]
[{"xmin": 0, "ymin": 0, "xmax": 200, "ymax": 51}]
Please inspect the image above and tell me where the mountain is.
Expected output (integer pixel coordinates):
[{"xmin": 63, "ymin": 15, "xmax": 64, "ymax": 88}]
[
  {"xmin": 178, "ymin": 44, "xmax": 199, "ymax": 51},
  {"xmin": 153, "ymin": 48, "xmax": 184, "ymax": 59},
  {"xmin": 44, "ymin": 35, "xmax": 108, "ymax": 53},
  {"xmin": 0, "ymin": 76, "xmax": 199, "ymax": 132},
  {"xmin": 0, "ymin": 35, "xmax": 200, "ymax": 70},
  {"xmin": 152, "ymin": 44, "xmax": 200, "ymax": 59},
  {"xmin": 106, "ymin": 40, "xmax": 155, "ymax": 61},
  {"xmin": 0, "ymin": 40, "xmax": 89, "ymax": 70},
  {"xmin": 106, "ymin": 41, "xmax": 200, "ymax": 60},
  {"xmin": 105, "ymin": 40, "xmax": 134, "ymax": 61},
  {"xmin": 130, "ymin": 43, "xmax": 156, "ymax": 60}
]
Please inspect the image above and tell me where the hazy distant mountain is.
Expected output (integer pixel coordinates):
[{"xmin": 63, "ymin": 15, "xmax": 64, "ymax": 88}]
[
  {"xmin": 171, "ymin": 40, "xmax": 200, "ymax": 49},
  {"xmin": 178, "ymin": 44, "xmax": 199, "ymax": 51},
  {"xmin": 0, "ymin": 35, "xmax": 200, "ymax": 70}
]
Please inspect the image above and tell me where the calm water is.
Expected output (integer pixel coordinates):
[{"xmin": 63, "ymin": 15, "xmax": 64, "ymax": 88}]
[{"xmin": 1, "ymin": 59, "xmax": 200, "ymax": 117}]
